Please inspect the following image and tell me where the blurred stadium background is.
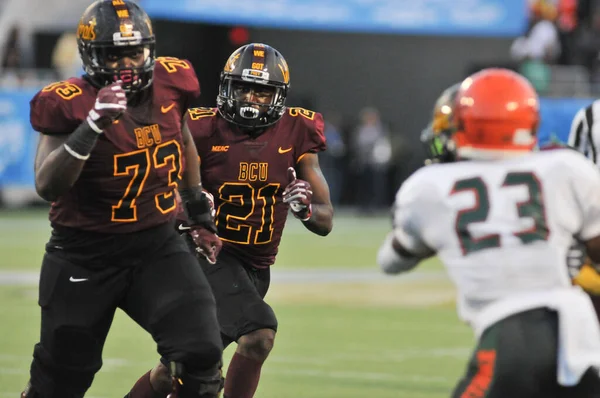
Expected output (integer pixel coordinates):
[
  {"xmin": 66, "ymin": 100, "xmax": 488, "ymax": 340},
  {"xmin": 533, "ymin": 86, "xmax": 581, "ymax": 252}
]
[{"xmin": 0, "ymin": 0, "xmax": 594, "ymax": 396}]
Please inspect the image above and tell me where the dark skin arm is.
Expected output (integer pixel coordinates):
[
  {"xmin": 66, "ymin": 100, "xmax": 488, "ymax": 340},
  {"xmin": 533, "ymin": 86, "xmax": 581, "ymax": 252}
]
[
  {"xmin": 34, "ymin": 133, "xmax": 87, "ymax": 202},
  {"xmin": 179, "ymin": 120, "xmax": 202, "ymax": 189},
  {"xmin": 586, "ymin": 235, "xmax": 600, "ymax": 264},
  {"xmin": 295, "ymin": 152, "xmax": 333, "ymax": 236},
  {"xmin": 35, "ymin": 118, "xmax": 201, "ymax": 203}
]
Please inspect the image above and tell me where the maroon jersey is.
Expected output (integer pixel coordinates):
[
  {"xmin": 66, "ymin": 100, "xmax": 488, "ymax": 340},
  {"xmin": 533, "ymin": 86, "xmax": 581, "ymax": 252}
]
[
  {"xmin": 30, "ymin": 57, "xmax": 200, "ymax": 233},
  {"xmin": 186, "ymin": 107, "xmax": 326, "ymax": 268}
]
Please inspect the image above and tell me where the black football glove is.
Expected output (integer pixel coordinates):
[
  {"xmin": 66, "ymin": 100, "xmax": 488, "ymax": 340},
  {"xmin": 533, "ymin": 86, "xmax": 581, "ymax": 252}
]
[{"xmin": 179, "ymin": 187, "xmax": 222, "ymax": 264}]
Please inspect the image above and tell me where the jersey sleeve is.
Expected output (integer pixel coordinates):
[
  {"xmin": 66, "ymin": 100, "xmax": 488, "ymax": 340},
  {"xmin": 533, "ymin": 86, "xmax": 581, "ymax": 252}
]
[
  {"xmin": 184, "ymin": 107, "xmax": 218, "ymax": 161},
  {"xmin": 30, "ymin": 81, "xmax": 87, "ymax": 134},
  {"xmin": 290, "ymin": 108, "xmax": 326, "ymax": 162},
  {"xmin": 154, "ymin": 57, "xmax": 200, "ymax": 115},
  {"xmin": 568, "ymin": 152, "xmax": 600, "ymax": 240},
  {"xmin": 391, "ymin": 168, "xmax": 437, "ymax": 256}
]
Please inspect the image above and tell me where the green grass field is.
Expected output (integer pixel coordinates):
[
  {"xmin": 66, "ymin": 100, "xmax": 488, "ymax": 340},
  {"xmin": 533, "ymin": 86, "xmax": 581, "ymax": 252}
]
[{"xmin": 0, "ymin": 209, "xmax": 473, "ymax": 398}]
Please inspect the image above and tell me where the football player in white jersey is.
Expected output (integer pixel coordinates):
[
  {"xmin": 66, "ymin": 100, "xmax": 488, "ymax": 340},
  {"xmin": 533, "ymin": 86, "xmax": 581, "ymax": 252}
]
[{"xmin": 378, "ymin": 68, "xmax": 600, "ymax": 397}]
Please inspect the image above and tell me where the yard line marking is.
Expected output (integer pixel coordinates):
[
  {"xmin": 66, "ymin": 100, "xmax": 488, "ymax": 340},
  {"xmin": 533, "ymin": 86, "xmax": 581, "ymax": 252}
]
[
  {"xmin": 268, "ymin": 346, "xmax": 471, "ymax": 366},
  {"xmin": 0, "ymin": 269, "xmax": 449, "ymax": 286},
  {"xmin": 265, "ymin": 367, "xmax": 453, "ymax": 384}
]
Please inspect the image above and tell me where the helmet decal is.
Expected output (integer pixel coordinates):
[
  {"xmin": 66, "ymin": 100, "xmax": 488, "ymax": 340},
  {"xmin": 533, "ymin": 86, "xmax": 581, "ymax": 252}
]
[{"xmin": 77, "ymin": 17, "xmax": 97, "ymax": 41}]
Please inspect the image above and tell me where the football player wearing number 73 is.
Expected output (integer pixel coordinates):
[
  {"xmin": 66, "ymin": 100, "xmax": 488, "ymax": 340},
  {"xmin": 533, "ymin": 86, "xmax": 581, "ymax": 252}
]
[
  {"xmin": 378, "ymin": 68, "xmax": 600, "ymax": 397},
  {"xmin": 129, "ymin": 43, "xmax": 334, "ymax": 398},
  {"xmin": 23, "ymin": 1, "xmax": 224, "ymax": 397}
]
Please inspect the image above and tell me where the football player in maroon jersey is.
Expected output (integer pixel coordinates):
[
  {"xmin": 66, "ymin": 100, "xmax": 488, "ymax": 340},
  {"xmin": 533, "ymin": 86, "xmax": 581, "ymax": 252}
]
[
  {"xmin": 22, "ymin": 1, "xmax": 223, "ymax": 398},
  {"xmin": 129, "ymin": 43, "xmax": 334, "ymax": 398}
]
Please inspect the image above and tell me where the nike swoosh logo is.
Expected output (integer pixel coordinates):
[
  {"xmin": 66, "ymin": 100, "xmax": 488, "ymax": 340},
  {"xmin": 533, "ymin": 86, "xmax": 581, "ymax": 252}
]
[
  {"xmin": 69, "ymin": 277, "xmax": 88, "ymax": 282},
  {"xmin": 278, "ymin": 146, "xmax": 292, "ymax": 154},
  {"xmin": 178, "ymin": 224, "xmax": 191, "ymax": 231},
  {"xmin": 161, "ymin": 103, "xmax": 176, "ymax": 113}
]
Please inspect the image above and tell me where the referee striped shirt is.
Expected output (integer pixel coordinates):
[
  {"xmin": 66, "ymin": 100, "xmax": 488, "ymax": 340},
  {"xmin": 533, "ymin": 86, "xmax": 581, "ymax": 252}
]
[{"xmin": 568, "ymin": 101, "xmax": 600, "ymax": 163}]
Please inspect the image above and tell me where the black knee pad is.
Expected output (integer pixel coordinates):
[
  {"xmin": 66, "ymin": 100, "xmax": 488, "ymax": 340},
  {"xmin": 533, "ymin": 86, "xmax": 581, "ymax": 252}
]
[
  {"xmin": 167, "ymin": 337, "xmax": 223, "ymax": 376},
  {"xmin": 52, "ymin": 326, "xmax": 102, "ymax": 369},
  {"xmin": 30, "ymin": 328, "xmax": 100, "ymax": 398},
  {"xmin": 152, "ymin": 291, "xmax": 223, "ymax": 372},
  {"xmin": 241, "ymin": 301, "xmax": 278, "ymax": 337},
  {"xmin": 169, "ymin": 361, "xmax": 224, "ymax": 398}
]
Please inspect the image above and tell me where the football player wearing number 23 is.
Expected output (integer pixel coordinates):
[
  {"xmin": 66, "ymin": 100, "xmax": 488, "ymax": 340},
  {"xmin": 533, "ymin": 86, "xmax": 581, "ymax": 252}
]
[
  {"xmin": 130, "ymin": 43, "xmax": 334, "ymax": 398},
  {"xmin": 23, "ymin": 1, "xmax": 224, "ymax": 398},
  {"xmin": 379, "ymin": 69, "xmax": 600, "ymax": 397}
]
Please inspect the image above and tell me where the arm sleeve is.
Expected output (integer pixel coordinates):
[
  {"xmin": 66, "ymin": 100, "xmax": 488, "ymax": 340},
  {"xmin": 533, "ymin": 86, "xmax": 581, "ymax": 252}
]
[
  {"xmin": 295, "ymin": 110, "xmax": 326, "ymax": 161},
  {"xmin": 568, "ymin": 104, "xmax": 599, "ymax": 164},
  {"xmin": 184, "ymin": 108, "xmax": 218, "ymax": 161},
  {"xmin": 570, "ymin": 154, "xmax": 600, "ymax": 240},
  {"xmin": 178, "ymin": 61, "xmax": 200, "ymax": 114},
  {"xmin": 391, "ymin": 171, "xmax": 436, "ymax": 256},
  {"xmin": 30, "ymin": 91, "xmax": 81, "ymax": 134},
  {"xmin": 568, "ymin": 108, "xmax": 587, "ymax": 150},
  {"xmin": 155, "ymin": 57, "xmax": 201, "ymax": 118}
]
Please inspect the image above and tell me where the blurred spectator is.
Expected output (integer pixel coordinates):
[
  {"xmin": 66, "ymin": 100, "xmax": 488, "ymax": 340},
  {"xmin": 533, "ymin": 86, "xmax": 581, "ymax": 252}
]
[
  {"xmin": 2, "ymin": 25, "xmax": 21, "ymax": 70},
  {"xmin": 556, "ymin": 0, "xmax": 578, "ymax": 65},
  {"xmin": 319, "ymin": 113, "xmax": 346, "ymax": 207},
  {"xmin": 573, "ymin": 5, "xmax": 600, "ymax": 92},
  {"xmin": 351, "ymin": 107, "xmax": 391, "ymax": 214},
  {"xmin": 0, "ymin": 24, "xmax": 24, "ymax": 86},
  {"xmin": 511, "ymin": 1, "xmax": 561, "ymax": 63},
  {"xmin": 52, "ymin": 32, "xmax": 83, "ymax": 80},
  {"xmin": 511, "ymin": 0, "xmax": 561, "ymax": 93}
]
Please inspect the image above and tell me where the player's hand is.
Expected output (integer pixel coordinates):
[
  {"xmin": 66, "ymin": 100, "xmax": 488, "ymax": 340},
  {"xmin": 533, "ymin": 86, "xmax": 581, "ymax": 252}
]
[
  {"xmin": 567, "ymin": 241, "xmax": 600, "ymax": 295},
  {"xmin": 283, "ymin": 167, "xmax": 312, "ymax": 221},
  {"xmin": 86, "ymin": 82, "xmax": 127, "ymax": 132},
  {"xmin": 189, "ymin": 227, "xmax": 222, "ymax": 265},
  {"xmin": 188, "ymin": 189, "xmax": 220, "ymax": 264},
  {"xmin": 203, "ymin": 189, "xmax": 216, "ymax": 219}
]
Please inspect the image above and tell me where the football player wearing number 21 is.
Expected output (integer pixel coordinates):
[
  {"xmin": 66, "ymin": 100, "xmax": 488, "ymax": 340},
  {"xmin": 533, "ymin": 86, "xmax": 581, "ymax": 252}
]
[
  {"xmin": 128, "ymin": 43, "xmax": 334, "ymax": 398},
  {"xmin": 22, "ymin": 1, "xmax": 224, "ymax": 398}
]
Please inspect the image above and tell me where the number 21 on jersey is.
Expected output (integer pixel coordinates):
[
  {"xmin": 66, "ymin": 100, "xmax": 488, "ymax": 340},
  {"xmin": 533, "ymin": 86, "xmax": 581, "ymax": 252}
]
[
  {"xmin": 452, "ymin": 171, "xmax": 549, "ymax": 255},
  {"xmin": 216, "ymin": 183, "xmax": 280, "ymax": 245}
]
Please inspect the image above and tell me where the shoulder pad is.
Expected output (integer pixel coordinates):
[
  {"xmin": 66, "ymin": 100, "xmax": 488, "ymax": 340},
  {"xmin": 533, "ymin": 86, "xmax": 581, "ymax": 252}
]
[
  {"xmin": 185, "ymin": 106, "xmax": 218, "ymax": 138},
  {"xmin": 154, "ymin": 56, "xmax": 200, "ymax": 100},
  {"xmin": 284, "ymin": 107, "xmax": 326, "ymax": 158},
  {"xmin": 185, "ymin": 107, "xmax": 219, "ymax": 160},
  {"xmin": 30, "ymin": 78, "xmax": 94, "ymax": 134}
]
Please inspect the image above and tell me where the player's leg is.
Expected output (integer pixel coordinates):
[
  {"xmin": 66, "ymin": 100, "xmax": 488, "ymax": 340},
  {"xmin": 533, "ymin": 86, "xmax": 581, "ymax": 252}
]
[
  {"xmin": 200, "ymin": 250, "xmax": 277, "ymax": 398},
  {"xmin": 122, "ymin": 233, "xmax": 224, "ymax": 398},
  {"xmin": 125, "ymin": 365, "xmax": 168, "ymax": 398},
  {"xmin": 22, "ymin": 251, "xmax": 125, "ymax": 398},
  {"xmin": 451, "ymin": 308, "xmax": 558, "ymax": 398}
]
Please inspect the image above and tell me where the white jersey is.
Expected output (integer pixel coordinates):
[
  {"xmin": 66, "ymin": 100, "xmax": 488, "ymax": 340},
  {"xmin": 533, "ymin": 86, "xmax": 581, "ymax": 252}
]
[{"xmin": 392, "ymin": 149, "xmax": 600, "ymax": 327}]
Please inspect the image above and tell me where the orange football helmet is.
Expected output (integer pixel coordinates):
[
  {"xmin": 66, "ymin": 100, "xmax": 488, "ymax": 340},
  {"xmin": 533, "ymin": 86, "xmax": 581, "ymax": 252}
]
[{"xmin": 453, "ymin": 68, "xmax": 539, "ymax": 159}]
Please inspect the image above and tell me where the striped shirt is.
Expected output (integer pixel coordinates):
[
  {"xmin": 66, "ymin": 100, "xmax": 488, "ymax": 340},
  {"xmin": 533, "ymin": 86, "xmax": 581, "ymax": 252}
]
[{"xmin": 568, "ymin": 100, "xmax": 600, "ymax": 164}]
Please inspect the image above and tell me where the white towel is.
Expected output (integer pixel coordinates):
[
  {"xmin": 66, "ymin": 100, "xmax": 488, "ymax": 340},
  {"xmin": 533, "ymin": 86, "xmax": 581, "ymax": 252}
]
[
  {"xmin": 551, "ymin": 289, "xmax": 600, "ymax": 386},
  {"xmin": 468, "ymin": 287, "xmax": 600, "ymax": 386}
]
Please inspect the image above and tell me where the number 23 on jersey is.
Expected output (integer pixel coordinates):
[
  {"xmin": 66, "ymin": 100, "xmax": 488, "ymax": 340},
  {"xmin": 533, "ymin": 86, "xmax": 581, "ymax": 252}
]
[{"xmin": 452, "ymin": 171, "xmax": 549, "ymax": 256}]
